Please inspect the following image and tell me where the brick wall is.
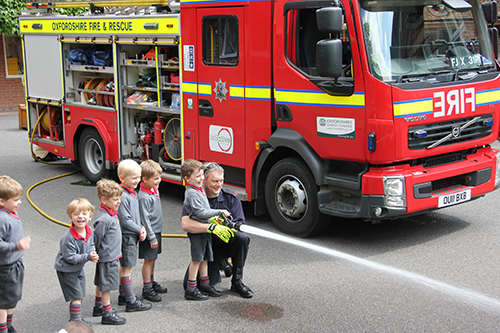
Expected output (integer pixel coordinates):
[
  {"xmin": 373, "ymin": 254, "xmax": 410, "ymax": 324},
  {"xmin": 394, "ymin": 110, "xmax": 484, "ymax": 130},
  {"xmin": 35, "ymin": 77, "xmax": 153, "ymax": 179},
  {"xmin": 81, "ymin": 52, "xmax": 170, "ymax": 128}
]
[{"xmin": 0, "ymin": 36, "xmax": 25, "ymax": 110}]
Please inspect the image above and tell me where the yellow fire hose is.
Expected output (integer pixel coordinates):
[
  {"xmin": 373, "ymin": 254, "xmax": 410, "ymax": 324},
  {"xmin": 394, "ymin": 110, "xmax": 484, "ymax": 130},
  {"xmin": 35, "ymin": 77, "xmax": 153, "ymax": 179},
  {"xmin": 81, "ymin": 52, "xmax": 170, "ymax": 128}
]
[{"xmin": 27, "ymin": 111, "xmax": 187, "ymax": 238}]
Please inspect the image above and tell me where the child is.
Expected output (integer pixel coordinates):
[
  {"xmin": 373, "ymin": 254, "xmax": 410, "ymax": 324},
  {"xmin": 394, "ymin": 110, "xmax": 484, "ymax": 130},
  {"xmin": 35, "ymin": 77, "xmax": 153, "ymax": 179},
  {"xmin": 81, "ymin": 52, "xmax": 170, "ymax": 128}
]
[
  {"xmin": 138, "ymin": 160, "xmax": 167, "ymax": 302},
  {"xmin": 0, "ymin": 176, "xmax": 30, "ymax": 333},
  {"xmin": 116, "ymin": 160, "xmax": 151, "ymax": 312},
  {"xmin": 180, "ymin": 160, "xmax": 230, "ymax": 301},
  {"xmin": 55, "ymin": 198, "xmax": 99, "ymax": 325},
  {"xmin": 92, "ymin": 179, "xmax": 126, "ymax": 325}
]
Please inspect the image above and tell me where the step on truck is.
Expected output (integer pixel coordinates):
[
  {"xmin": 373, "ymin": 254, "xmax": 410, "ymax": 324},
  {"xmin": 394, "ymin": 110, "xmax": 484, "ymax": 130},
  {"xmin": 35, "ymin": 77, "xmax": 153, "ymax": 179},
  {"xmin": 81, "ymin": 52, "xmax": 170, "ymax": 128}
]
[{"xmin": 19, "ymin": 0, "xmax": 500, "ymax": 236}]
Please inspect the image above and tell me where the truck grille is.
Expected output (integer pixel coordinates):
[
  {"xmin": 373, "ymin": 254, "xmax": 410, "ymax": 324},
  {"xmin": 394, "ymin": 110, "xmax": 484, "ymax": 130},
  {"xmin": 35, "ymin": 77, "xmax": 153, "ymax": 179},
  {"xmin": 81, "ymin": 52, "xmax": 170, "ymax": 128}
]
[
  {"xmin": 432, "ymin": 175, "xmax": 464, "ymax": 192},
  {"xmin": 408, "ymin": 114, "xmax": 493, "ymax": 150}
]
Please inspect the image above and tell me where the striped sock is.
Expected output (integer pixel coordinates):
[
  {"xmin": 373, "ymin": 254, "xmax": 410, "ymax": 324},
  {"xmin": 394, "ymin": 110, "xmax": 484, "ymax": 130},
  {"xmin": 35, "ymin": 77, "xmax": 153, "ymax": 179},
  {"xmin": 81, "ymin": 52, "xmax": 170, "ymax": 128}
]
[
  {"xmin": 69, "ymin": 302, "xmax": 82, "ymax": 322},
  {"xmin": 6, "ymin": 314, "xmax": 12, "ymax": 329},
  {"xmin": 95, "ymin": 296, "xmax": 103, "ymax": 309},
  {"xmin": 186, "ymin": 279, "xmax": 197, "ymax": 293},
  {"xmin": 143, "ymin": 280, "xmax": 152, "ymax": 291},
  {"xmin": 0, "ymin": 323, "xmax": 7, "ymax": 332},
  {"xmin": 121, "ymin": 275, "xmax": 136, "ymax": 304},
  {"xmin": 103, "ymin": 304, "xmax": 113, "ymax": 316},
  {"xmin": 200, "ymin": 276, "xmax": 210, "ymax": 288},
  {"xmin": 119, "ymin": 284, "xmax": 125, "ymax": 297}
]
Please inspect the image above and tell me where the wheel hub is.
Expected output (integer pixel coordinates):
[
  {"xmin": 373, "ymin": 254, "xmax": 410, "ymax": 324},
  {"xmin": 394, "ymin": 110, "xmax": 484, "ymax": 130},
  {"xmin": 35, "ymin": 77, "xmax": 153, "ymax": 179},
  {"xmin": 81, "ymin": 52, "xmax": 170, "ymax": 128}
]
[
  {"xmin": 276, "ymin": 179, "xmax": 306, "ymax": 218},
  {"xmin": 84, "ymin": 139, "xmax": 103, "ymax": 174}
]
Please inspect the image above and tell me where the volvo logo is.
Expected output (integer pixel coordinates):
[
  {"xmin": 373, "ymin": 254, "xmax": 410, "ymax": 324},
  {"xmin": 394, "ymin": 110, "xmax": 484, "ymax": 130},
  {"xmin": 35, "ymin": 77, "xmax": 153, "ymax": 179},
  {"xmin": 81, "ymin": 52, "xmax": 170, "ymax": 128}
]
[{"xmin": 451, "ymin": 126, "xmax": 461, "ymax": 138}]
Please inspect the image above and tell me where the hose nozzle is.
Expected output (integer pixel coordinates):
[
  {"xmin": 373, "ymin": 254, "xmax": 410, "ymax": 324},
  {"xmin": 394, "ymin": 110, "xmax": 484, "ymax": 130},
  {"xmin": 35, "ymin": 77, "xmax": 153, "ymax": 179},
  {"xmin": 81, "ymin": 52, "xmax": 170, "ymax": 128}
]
[{"xmin": 218, "ymin": 213, "xmax": 242, "ymax": 231}]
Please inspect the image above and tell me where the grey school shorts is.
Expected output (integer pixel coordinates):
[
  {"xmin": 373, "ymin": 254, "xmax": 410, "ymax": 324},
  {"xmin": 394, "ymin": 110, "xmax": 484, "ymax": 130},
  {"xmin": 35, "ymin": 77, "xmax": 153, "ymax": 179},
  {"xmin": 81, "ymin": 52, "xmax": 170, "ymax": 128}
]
[
  {"xmin": 94, "ymin": 260, "xmax": 119, "ymax": 292},
  {"xmin": 139, "ymin": 233, "xmax": 162, "ymax": 260},
  {"xmin": 188, "ymin": 233, "xmax": 213, "ymax": 262},
  {"xmin": 57, "ymin": 268, "xmax": 85, "ymax": 302},
  {"xmin": 120, "ymin": 234, "xmax": 139, "ymax": 267},
  {"xmin": 0, "ymin": 260, "xmax": 24, "ymax": 309}
]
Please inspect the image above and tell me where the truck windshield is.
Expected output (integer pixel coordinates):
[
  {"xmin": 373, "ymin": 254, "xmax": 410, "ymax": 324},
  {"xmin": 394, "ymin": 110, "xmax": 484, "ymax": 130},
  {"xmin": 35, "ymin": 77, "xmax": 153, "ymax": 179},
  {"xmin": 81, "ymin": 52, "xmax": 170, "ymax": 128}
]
[{"xmin": 360, "ymin": 0, "xmax": 496, "ymax": 82}]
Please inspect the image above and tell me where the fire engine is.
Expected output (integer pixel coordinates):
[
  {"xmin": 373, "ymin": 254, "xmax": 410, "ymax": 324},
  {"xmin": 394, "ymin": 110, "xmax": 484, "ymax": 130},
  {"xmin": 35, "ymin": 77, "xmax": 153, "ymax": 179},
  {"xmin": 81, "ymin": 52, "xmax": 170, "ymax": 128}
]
[{"xmin": 19, "ymin": 0, "xmax": 500, "ymax": 236}]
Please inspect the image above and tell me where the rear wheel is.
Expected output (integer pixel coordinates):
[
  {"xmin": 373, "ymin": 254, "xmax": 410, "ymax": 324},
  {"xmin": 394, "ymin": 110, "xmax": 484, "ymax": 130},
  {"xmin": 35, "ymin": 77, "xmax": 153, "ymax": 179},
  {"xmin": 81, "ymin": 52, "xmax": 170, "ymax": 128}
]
[
  {"xmin": 79, "ymin": 127, "xmax": 107, "ymax": 183},
  {"xmin": 163, "ymin": 116, "xmax": 181, "ymax": 161},
  {"xmin": 265, "ymin": 158, "xmax": 330, "ymax": 237}
]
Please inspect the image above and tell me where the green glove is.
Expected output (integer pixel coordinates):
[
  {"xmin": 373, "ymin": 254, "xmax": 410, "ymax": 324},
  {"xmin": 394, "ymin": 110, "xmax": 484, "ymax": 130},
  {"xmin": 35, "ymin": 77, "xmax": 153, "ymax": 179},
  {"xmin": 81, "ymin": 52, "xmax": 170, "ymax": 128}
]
[
  {"xmin": 209, "ymin": 214, "xmax": 225, "ymax": 225},
  {"xmin": 207, "ymin": 224, "xmax": 234, "ymax": 243}
]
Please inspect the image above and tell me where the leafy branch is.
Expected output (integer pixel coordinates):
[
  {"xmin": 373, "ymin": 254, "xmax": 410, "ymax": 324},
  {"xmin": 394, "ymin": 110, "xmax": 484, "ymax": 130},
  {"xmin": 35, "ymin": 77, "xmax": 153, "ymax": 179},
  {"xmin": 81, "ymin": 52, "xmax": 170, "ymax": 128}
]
[{"xmin": 0, "ymin": 0, "xmax": 87, "ymax": 35}]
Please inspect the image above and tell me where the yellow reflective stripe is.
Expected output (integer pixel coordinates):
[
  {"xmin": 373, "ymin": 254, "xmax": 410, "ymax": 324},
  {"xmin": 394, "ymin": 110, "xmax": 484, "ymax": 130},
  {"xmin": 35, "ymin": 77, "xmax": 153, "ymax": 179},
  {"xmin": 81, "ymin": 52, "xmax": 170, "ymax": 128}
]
[
  {"xmin": 393, "ymin": 98, "xmax": 433, "ymax": 118},
  {"xmin": 245, "ymin": 86, "xmax": 270, "ymax": 100},
  {"xmin": 230, "ymin": 85, "xmax": 244, "ymax": 98},
  {"xmin": 275, "ymin": 89, "xmax": 364, "ymax": 108},
  {"xmin": 183, "ymin": 82, "xmax": 197, "ymax": 94},
  {"xmin": 198, "ymin": 83, "xmax": 212, "ymax": 96},
  {"xmin": 476, "ymin": 89, "xmax": 500, "ymax": 106}
]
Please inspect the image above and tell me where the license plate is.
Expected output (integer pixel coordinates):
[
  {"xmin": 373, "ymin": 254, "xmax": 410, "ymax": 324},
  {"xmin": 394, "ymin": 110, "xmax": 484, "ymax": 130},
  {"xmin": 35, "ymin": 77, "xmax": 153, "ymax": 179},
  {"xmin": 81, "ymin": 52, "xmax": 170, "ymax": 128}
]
[{"xmin": 438, "ymin": 189, "xmax": 471, "ymax": 208}]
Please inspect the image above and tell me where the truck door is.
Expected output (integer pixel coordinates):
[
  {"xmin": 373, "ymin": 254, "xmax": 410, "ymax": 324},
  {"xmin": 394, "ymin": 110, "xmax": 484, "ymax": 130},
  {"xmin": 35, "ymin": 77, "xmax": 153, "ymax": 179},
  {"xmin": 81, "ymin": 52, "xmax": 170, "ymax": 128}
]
[{"xmin": 196, "ymin": 7, "xmax": 245, "ymax": 168}]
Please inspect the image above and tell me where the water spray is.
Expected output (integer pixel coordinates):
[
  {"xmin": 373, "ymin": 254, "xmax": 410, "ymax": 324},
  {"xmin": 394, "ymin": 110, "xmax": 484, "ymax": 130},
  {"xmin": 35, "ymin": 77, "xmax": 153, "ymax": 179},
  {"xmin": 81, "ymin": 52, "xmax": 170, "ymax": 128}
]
[{"xmin": 239, "ymin": 224, "xmax": 500, "ymax": 313}]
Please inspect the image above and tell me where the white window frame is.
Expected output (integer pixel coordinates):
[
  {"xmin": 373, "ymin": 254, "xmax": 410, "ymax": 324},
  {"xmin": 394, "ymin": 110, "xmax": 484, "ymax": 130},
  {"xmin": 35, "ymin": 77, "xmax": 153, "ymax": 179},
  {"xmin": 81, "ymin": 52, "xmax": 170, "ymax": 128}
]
[{"xmin": 3, "ymin": 35, "xmax": 23, "ymax": 79}]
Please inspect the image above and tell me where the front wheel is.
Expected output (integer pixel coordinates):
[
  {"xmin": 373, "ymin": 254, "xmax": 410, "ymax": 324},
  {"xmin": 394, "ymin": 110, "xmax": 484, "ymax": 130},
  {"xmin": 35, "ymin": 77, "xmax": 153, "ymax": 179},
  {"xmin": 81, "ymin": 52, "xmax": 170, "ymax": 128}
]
[
  {"xmin": 265, "ymin": 158, "xmax": 330, "ymax": 237},
  {"xmin": 79, "ymin": 127, "xmax": 107, "ymax": 183}
]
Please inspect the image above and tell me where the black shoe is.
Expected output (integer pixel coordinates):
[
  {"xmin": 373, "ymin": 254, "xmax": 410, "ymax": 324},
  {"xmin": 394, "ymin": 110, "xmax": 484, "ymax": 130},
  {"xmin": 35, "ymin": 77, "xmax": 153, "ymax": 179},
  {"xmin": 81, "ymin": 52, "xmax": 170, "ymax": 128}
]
[
  {"xmin": 118, "ymin": 295, "xmax": 126, "ymax": 306},
  {"xmin": 199, "ymin": 284, "xmax": 222, "ymax": 297},
  {"xmin": 152, "ymin": 281, "xmax": 168, "ymax": 293},
  {"xmin": 92, "ymin": 306, "xmax": 103, "ymax": 317},
  {"xmin": 7, "ymin": 326, "xmax": 17, "ymax": 333},
  {"xmin": 119, "ymin": 294, "xmax": 143, "ymax": 305},
  {"xmin": 223, "ymin": 262, "xmax": 233, "ymax": 277},
  {"xmin": 92, "ymin": 306, "xmax": 117, "ymax": 317},
  {"xmin": 126, "ymin": 298, "xmax": 152, "ymax": 312},
  {"xmin": 101, "ymin": 312, "xmax": 126, "ymax": 325},
  {"xmin": 142, "ymin": 287, "xmax": 162, "ymax": 302},
  {"xmin": 185, "ymin": 287, "xmax": 209, "ymax": 301},
  {"xmin": 81, "ymin": 319, "xmax": 92, "ymax": 327},
  {"xmin": 231, "ymin": 280, "xmax": 253, "ymax": 298}
]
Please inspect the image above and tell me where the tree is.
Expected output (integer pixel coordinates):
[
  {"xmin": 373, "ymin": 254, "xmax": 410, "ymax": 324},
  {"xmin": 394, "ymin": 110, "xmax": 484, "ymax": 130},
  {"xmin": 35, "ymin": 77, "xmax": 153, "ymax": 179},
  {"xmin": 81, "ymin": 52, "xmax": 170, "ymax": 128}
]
[
  {"xmin": 0, "ymin": 0, "xmax": 27, "ymax": 35},
  {"xmin": 0, "ymin": 0, "xmax": 87, "ymax": 35}
]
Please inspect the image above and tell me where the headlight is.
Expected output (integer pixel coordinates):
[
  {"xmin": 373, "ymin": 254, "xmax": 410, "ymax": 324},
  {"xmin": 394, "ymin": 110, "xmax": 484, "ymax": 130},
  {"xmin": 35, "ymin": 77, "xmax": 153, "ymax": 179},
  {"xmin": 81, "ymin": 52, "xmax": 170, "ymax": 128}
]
[
  {"xmin": 383, "ymin": 176, "xmax": 406, "ymax": 207},
  {"xmin": 384, "ymin": 177, "xmax": 404, "ymax": 196},
  {"xmin": 495, "ymin": 151, "xmax": 500, "ymax": 187}
]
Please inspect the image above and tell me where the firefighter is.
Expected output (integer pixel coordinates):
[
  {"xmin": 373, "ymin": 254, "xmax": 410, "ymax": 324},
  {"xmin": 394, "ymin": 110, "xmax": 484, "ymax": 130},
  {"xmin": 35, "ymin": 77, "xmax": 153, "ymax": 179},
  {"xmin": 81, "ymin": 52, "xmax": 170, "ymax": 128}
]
[{"xmin": 181, "ymin": 162, "xmax": 253, "ymax": 298}]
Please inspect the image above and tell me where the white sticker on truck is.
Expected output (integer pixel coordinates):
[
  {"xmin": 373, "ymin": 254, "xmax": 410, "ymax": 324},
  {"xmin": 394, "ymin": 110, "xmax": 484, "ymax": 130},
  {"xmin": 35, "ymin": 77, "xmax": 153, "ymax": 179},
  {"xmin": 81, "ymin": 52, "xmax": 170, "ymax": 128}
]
[
  {"xmin": 209, "ymin": 125, "xmax": 233, "ymax": 154},
  {"xmin": 317, "ymin": 117, "xmax": 355, "ymax": 139}
]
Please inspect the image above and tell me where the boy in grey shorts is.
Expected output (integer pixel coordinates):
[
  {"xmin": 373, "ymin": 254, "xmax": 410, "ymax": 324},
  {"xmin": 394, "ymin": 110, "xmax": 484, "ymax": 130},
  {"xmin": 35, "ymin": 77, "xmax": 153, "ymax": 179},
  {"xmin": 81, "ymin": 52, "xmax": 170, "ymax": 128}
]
[
  {"xmin": 138, "ymin": 160, "xmax": 167, "ymax": 302},
  {"xmin": 180, "ymin": 160, "xmax": 230, "ymax": 301},
  {"xmin": 93, "ymin": 179, "xmax": 126, "ymax": 326},
  {"xmin": 116, "ymin": 159, "xmax": 150, "ymax": 312},
  {"xmin": 55, "ymin": 198, "xmax": 98, "ymax": 325},
  {"xmin": 0, "ymin": 176, "xmax": 31, "ymax": 333}
]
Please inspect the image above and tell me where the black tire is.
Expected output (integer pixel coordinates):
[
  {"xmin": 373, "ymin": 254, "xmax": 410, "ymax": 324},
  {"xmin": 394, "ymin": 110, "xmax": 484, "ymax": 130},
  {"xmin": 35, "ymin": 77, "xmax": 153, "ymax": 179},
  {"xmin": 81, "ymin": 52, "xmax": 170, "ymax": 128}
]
[
  {"xmin": 265, "ymin": 158, "xmax": 330, "ymax": 237},
  {"xmin": 78, "ymin": 127, "xmax": 107, "ymax": 183}
]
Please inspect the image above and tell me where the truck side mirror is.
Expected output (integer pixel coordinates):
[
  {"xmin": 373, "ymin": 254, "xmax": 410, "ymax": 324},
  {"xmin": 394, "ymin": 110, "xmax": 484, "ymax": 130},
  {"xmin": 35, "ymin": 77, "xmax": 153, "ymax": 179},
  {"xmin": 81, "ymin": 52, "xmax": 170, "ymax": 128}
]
[
  {"xmin": 316, "ymin": 6, "xmax": 343, "ymax": 78},
  {"xmin": 316, "ymin": 39, "xmax": 342, "ymax": 78},
  {"xmin": 482, "ymin": 1, "xmax": 499, "ymax": 59},
  {"xmin": 316, "ymin": 7, "xmax": 343, "ymax": 34},
  {"xmin": 489, "ymin": 27, "xmax": 499, "ymax": 59},
  {"xmin": 481, "ymin": 0, "xmax": 498, "ymax": 24}
]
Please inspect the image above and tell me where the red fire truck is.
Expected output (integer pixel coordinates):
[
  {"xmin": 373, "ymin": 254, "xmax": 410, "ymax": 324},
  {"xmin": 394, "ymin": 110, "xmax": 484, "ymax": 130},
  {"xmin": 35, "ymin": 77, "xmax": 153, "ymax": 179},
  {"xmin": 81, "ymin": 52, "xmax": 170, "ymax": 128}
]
[{"xmin": 19, "ymin": 0, "xmax": 500, "ymax": 236}]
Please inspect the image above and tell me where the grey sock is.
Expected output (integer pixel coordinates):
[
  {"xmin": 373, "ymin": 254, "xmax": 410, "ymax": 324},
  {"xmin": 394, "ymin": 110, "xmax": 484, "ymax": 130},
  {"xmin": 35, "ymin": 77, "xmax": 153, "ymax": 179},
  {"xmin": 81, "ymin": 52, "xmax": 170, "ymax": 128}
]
[
  {"xmin": 200, "ymin": 275, "xmax": 210, "ymax": 288},
  {"xmin": 121, "ymin": 276, "xmax": 136, "ymax": 304},
  {"xmin": 69, "ymin": 302, "xmax": 82, "ymax": 322},
  {"xmin": 186, "ymin": 279, "xmax": 197, "ymax": 293}
]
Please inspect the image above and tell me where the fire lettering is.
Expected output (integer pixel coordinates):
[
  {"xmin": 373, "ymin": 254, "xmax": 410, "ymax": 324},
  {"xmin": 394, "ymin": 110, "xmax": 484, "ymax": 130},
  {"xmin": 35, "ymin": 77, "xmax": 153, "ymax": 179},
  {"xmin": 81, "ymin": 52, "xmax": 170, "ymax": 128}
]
[{"xmin": 433, "ymin": 88, "xmax": 475, "ymax": 118}]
